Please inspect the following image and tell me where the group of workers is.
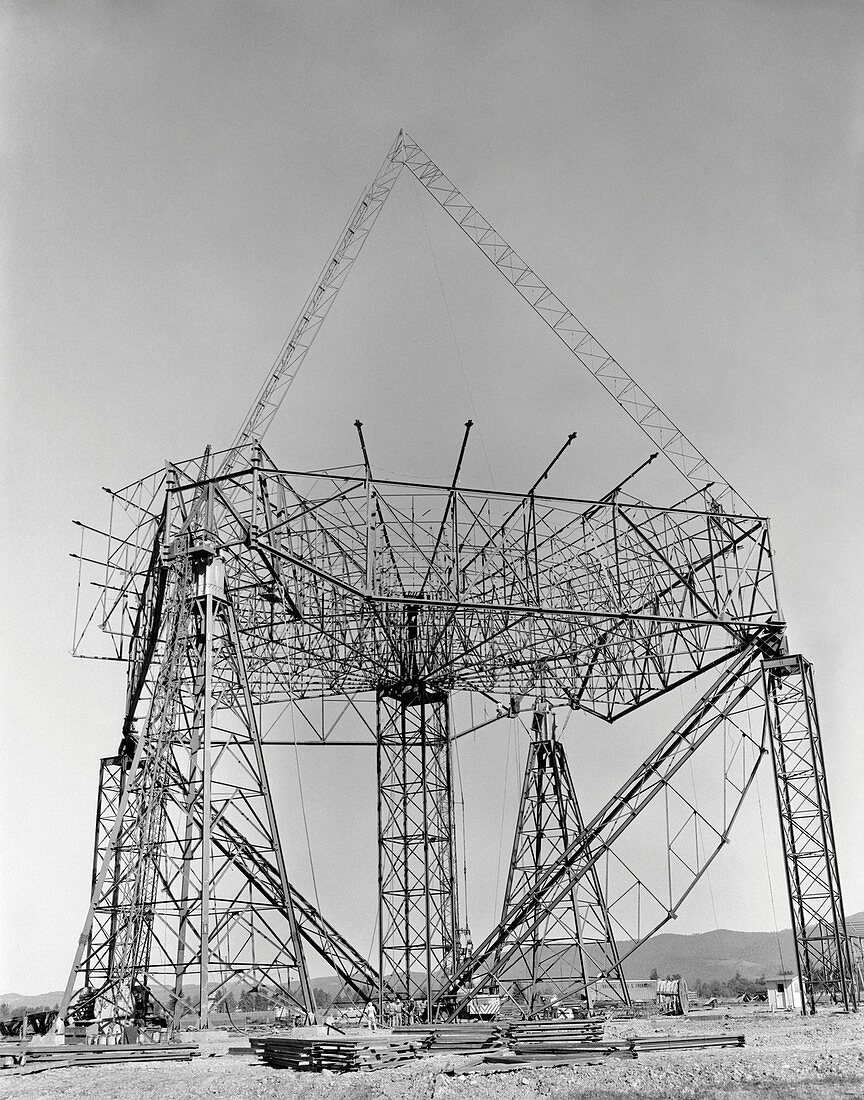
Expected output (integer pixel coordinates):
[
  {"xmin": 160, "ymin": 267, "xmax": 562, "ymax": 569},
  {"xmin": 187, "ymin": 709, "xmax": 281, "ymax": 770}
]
[
  {"xmin": 323, "ymin": 996, "xmax": 434, "ymax": 1033},
  {"xmin": 323, "ymin": 1001, "xmax": 379, "ymax": 1032},
  {"xmin": 381, "ymin": 997, "xmax": 429, "ymax": 1027}
]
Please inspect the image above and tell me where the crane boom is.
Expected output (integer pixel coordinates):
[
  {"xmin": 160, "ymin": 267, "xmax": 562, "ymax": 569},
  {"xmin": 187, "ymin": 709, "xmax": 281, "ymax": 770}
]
[
  {"xmin": 219, "ymin": 131, "xmax": 407, "ymax": 475},
  {"xmin": 398, "ymin": 133, "xmax": 748, "ymax": 515},
  {"xmin": 222, "ymin": 130, "xmax": 748, "ymax": 514}
]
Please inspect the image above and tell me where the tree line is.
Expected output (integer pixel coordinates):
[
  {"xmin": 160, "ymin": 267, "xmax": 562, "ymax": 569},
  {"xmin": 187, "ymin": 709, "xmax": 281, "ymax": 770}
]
[
  {"xmin": 649, "ymin": 968, "xmax": 786, "ymax": 998},
  {"xmin": 0, "ymin": 1002, "xmax": 59, "ymax": 1019}
]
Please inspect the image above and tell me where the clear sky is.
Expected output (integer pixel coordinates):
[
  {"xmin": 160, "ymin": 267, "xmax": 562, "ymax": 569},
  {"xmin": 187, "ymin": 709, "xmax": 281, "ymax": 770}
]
[{"xmin": 2, "ymin": 0, "xmax": 862, "ymax": 994}]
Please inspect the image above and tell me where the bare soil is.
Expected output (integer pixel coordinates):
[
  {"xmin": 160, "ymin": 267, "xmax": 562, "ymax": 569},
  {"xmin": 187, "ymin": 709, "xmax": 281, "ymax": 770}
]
[{"xmin": 2, "ymin": 1007, "xmax": 862, "ymax": 1100}]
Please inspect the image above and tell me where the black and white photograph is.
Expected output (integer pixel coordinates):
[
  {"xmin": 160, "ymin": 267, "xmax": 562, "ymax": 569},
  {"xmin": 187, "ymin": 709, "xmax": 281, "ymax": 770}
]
[{"xmin": 2, "ymin": 2, "xmax": 862, "ymax": 1096}]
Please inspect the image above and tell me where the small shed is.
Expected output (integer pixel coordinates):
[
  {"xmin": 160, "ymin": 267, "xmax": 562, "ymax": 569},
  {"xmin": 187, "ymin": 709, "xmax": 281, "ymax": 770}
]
[{"xmin": 766, "ymin": 975, "xmax": 802, "ymax": 1012}]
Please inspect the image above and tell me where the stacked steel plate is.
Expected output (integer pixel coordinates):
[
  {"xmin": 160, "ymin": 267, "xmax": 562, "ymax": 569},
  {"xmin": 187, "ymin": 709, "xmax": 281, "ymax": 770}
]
[
  {"xmin": 483, "ymin": 1022, "xmax": 744, "ymax": 1070},
  {"xmin": 486, "ymin": 1017, "xmax": 624, "ymax": 1066},
  {"xmin": 3, "ymin": 1041, "xmax": 199, "ymax": 1073},
  {"xmin": 508, "ymin": 1018, "xmax": 606, "ymax": 1047},
  {"xmin": 254, "ymin": 1020, "xmax": 746, "ymax": 1075},
  {"xmin": 259, "ymin": 1034, "xmax": 431, "ymax": 1072},
  {"xmin": 393, "ymin": 1021, "xmax": 506, "ymax": 1054}
]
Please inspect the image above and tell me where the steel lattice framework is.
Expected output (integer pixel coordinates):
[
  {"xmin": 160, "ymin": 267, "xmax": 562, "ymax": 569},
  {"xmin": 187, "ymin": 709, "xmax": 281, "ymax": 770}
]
[
  {"xmin": 78, "ymin": 456, "xmax": 781, "ymax": 701},
  {"xmin": 62, "ymin": 132, "xmax": 857, "ymax": 1026}
]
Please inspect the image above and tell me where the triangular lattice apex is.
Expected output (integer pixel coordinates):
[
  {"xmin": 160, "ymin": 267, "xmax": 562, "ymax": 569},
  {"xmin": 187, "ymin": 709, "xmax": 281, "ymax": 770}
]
[{"xmin": 224, "ymin": 130, "xmax": 749, "ymax": 516}]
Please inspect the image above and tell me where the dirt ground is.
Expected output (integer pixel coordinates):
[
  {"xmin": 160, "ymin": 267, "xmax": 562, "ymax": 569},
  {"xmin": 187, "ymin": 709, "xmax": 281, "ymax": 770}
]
[{"xmin": 2, "ymin": 1007, "xmax": 863, "ymax": 1100}]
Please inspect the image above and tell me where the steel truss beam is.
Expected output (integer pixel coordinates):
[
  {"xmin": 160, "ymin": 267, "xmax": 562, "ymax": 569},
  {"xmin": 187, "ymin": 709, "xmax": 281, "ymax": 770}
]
[
  {"xmin": 763, "ymin": 655, "xmax": 858, "ymax": 1013},
  {"xmin": 377, "ymin": 684, "xmax": 458, "ymax": 1020},
  {"xmin": 495, "ymin": 702, "xmax": 630, "ymax": 1015},
  {"xmin": 80, "ymin": 746, "xmax": 389, "ymax": 1019},
  {"xmin": 198, "ymin": 810, "xmax": 389, "ymax": 1004}
]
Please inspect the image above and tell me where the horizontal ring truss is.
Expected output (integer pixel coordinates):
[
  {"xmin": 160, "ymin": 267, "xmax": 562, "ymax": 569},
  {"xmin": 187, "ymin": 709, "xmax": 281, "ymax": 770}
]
[{"xmin": 75, "ymin": 446, "xmax": 781, "ymax": 721}]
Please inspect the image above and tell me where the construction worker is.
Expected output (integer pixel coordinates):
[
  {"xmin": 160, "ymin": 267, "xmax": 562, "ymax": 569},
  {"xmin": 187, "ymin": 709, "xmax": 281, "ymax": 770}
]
[
  {"xmin": 66, "ymin": 984, "xmax": 98, "ymax": 1024},
  {"xmin": 118, "ymin": 725, "xmax": 138, "ymax": 770},
  {"xmin": 362, "ymin": 1001, "xmax": 377, "ymax": 1032}
]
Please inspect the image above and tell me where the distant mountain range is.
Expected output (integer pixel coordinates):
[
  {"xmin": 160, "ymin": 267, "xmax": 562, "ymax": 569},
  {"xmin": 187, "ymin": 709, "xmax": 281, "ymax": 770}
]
[
  {"xmin": 625, "ymin": 910, "xmax": 863, "ymax": 985},
  {"xmin": 5, "ymin": 913, "xmax": 861, "ymax": 1013},
  {"xmin": 620, "ymin": 927, "xmax": 795, "ymax": 984}
]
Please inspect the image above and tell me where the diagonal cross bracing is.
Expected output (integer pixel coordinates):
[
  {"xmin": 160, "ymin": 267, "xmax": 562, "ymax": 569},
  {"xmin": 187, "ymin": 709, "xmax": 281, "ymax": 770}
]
[{"xmin": 435, "ymin": 647, "xmax": 768, "ymax": 1018}]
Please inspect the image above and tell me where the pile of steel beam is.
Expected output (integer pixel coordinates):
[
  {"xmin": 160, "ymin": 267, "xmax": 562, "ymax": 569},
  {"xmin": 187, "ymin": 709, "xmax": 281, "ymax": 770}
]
[
  {"xmin": 507, "ymin": 1018, "xmax": 606, "ymax": 1046},
  {"xmin": 250, "ymin": 1021, "xmax": 745, "ymax": 1076},
  {"xmin": 3, "ymin": 1041, "xmax": 199, "ymax": 1074},
  {"xmin": 489, "ymin": 1028, "xmax": 744, "ymax": 1068},
  {"xmin": 491, "ymin": 1018, "xmax": 615, "ymax": 1066},
  {"xmin": 258, "ymin": 1035, "xmax": 431, "ymax": 1072},
  {"xmin": 393, "ymin": 1022, "xmax": 506, "ymax": 1054},
  {"xmin": 627, "ymin": 1034, "xmax": 746, "ymax": 1053}
]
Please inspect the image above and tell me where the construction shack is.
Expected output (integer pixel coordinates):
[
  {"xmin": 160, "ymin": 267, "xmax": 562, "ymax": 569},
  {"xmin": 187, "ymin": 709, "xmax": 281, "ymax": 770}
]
[{"xmin": 766, "ymin": 976, "xmax": 803, "ymax": 1012}]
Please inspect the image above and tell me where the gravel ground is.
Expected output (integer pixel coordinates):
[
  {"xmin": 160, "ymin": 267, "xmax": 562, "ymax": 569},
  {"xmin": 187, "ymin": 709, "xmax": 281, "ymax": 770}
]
[{"xmin": 2, "ymin": 1008, "xmax": 862, "ymax": 1100}]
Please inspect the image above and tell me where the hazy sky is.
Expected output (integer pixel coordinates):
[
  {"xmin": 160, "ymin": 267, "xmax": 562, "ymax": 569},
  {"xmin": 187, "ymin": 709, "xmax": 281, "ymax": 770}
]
[{"xmin": 2, "ymin": 0, "xmax": 863, "ymax": 994}]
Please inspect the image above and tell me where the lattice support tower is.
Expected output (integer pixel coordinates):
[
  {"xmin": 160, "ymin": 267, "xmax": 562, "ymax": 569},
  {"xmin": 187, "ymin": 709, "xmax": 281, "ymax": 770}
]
[
  {"xmin": 83, "ymin": 754, "xmax": 127, "ymax": 991},
  {"xmin": 64, "ymin": 540, "xmax": 317, "ymax": 1028},
  {"xmin": 495, "ymin": 700, "xmax": 630, "ymax": 1015},
  {"xmin": 763, "ymin": 655, "xmax": 858, "ymax": 1013},
  {"xmin": 377, "ymin": 684, "xmax": 458, "ymax": 1019},
  {"xmin": 436, "ymin": 648, "xmax": 772, "ymax": 1017}
]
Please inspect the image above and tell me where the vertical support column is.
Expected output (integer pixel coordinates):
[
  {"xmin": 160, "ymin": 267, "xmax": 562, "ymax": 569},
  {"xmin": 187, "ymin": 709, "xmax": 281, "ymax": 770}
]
[
  {"xmin": 84, "ymin": 756, "xmax": 126, "ymax": 988},
  {"xmin": 197, "ymin": 590, "xmax": 215, "ymax": 1028},
  {"xmin": 763, "ymin": 654, "xmax": 857, "ymax": 1013},
  {"xmin": 377, "ymin": 685, "xmax": 458, "ymax": 1021}
]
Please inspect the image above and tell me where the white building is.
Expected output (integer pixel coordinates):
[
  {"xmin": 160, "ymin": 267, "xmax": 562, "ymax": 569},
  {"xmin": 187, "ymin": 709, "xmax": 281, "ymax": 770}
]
[{"xmin": 766, "ymin": 975, "xmax": 802, "ymax": 1012}]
